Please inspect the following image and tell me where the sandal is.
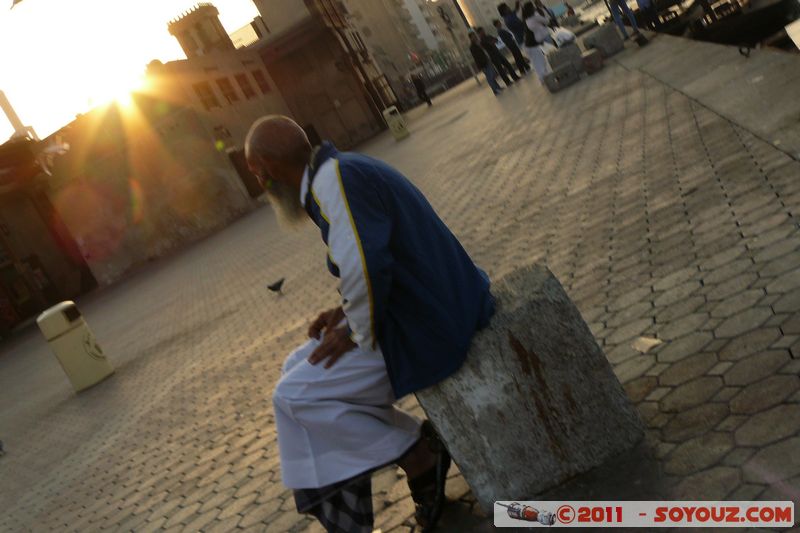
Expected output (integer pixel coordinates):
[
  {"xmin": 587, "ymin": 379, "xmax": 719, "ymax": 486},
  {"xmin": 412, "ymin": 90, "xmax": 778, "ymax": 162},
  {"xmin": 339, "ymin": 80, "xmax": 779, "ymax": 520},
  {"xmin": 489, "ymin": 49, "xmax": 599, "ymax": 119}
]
[{"xmin": 408, "ymin": 421, "xmax": 451, "ymax": 532}]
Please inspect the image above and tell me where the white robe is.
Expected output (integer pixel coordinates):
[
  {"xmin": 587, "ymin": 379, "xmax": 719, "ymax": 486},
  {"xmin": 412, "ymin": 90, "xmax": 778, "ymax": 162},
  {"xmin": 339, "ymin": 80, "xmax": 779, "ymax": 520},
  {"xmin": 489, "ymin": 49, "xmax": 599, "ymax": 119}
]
[
  {"xmin": 525, "ymin": 12, "xmax": 552, "ymax": 44},
  {"xmin": 273, "ymin": 335, "xmax": 421, "ymax": 489},
  {"xmin": 523, "ymin": 13, "xmax": 555, "ymax": 83},
  {"xmin": 524, "ymin": 44, "xmax": 552, "ymax": 83}
]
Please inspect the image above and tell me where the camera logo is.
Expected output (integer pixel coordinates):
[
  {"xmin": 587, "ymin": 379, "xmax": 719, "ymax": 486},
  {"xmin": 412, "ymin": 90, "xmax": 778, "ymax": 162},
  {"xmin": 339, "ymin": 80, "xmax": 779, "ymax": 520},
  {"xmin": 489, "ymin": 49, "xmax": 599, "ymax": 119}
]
[{"xmin": 497, "ymin": 502, "xmax": 556, "ymax": 526}]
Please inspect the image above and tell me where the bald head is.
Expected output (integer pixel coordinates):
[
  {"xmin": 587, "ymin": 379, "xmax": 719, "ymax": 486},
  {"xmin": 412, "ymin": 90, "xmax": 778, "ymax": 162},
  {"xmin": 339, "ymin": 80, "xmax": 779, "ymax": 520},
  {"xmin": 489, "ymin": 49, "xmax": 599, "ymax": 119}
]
[
  {"xmin": 245, "ymin": 115, "xmax": 312, "ymax": 167},
  {"xmin": 245, "ymin": 116, "xmax": 311, "ymax": 228}
]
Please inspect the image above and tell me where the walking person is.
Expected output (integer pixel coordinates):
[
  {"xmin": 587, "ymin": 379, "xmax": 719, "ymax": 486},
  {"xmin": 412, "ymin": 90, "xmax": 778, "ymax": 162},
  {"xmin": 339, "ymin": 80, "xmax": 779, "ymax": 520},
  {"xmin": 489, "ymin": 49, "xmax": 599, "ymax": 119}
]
[
  {"xmin": 522, "ymin": 1, "xmax": 555, "ymax": 84},
  {"xmin": 410, "ymin": 71, "xmax": 432, "ymax": 106},
  {"xmin": 606, "ymin": 0, "xmax": 641, "ymax": 38},
  {"xmin": 477, "ymin": 27, "xmax": 520, "ymax": 85},
  {"xmin": 493, "ymin": 19, "xmax": 531, "ymax": 76},
  {"xmin": 245, "ymin": 115, "xmax": 495, "ymax": 533},
  {"xmin": 469, "ymin": 32, "xmax": 505, "ymax": 95}
]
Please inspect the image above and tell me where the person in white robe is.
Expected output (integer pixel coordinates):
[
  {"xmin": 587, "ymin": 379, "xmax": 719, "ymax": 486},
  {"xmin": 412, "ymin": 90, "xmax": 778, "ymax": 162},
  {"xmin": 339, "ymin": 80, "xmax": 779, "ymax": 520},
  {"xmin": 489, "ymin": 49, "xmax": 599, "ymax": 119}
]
[
  {"xmin": 522, "ymin": 1, "xmax": 556, "ymax": 83},
  {"xmin": 244, "ymin": 116, "xmax": 494, "ymax": 533}
]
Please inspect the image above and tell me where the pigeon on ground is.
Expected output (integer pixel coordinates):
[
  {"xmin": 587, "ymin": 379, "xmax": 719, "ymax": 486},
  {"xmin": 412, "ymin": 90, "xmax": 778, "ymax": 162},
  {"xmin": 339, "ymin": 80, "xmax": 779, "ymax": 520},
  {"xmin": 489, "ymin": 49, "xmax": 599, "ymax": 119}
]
[{"xmin": 267, "ymin": 278, "xmax": 285, "ymax": 294}]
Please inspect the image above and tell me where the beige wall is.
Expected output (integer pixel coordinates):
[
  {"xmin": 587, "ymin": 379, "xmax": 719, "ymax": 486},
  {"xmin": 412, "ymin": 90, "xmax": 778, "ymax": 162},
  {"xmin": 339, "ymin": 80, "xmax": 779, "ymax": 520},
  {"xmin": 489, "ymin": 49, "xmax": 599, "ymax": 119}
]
[
  {"xmin": 147, "ymin": 48, "xmax": 291, "ymax": 150},
  {"xmin": 457, "ymin": 0, "xmax": 497, "ymax": 28}
]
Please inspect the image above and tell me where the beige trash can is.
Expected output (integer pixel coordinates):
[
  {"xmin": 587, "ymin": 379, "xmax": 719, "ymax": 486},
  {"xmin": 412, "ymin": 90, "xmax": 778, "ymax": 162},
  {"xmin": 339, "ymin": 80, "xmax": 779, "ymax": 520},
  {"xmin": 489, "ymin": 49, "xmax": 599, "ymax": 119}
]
[
  {"xmin": 382, "ymin": 106, "xmax": 410, "ymax": 141},
  {"xmin": 37, "ymin": 301, "xmax": 114, "ymax": 392}
]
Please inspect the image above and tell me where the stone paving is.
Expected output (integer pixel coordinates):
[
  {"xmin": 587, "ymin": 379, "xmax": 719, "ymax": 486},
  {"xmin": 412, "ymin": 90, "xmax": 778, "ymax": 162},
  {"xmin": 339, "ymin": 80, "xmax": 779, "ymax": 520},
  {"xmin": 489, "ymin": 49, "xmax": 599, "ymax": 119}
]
[{"xmin": 2, "ymin": 35, "xmax": 800, "ymax": 532}]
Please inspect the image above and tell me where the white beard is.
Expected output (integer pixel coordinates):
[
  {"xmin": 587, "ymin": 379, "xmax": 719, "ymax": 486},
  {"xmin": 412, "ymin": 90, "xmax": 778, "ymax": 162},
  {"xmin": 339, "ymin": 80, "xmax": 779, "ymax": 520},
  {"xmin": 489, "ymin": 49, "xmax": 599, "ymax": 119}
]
[{"xmin": 265, "ymin": 180, "xmax": 307, "ymax": 229}]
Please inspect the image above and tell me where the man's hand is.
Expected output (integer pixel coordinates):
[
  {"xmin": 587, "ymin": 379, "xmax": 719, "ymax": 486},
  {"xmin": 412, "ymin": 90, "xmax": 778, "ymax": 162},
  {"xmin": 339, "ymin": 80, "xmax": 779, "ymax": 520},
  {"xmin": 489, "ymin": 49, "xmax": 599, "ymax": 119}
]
[
  {"xmin": 308, "ymin": 307, "xmax": 345, "ymax": 339},
  {"xmin": 308, "ymin": 326, "xmax": 356, "ymax": 368}
]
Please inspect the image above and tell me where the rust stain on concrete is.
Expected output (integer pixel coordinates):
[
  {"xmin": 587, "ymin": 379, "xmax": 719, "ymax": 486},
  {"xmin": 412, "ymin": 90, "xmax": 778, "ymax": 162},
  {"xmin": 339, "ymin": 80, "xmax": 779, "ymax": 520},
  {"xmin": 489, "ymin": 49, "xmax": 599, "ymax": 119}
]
[
  {"xmin": 508, "ymin": 331, "xmax": 568, "ymax": 461},
  {"xmin": 508, "ymin": 331, "xmax": 532, "ymax": 376}
]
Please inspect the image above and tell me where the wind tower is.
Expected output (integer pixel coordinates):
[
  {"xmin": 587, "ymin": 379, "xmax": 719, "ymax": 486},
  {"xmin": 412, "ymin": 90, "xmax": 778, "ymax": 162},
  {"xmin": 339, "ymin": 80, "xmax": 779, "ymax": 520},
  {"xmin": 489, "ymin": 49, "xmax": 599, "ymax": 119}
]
[{"xmin": 168, "ymin": 3, "xmax": 235, "ymax": 58}]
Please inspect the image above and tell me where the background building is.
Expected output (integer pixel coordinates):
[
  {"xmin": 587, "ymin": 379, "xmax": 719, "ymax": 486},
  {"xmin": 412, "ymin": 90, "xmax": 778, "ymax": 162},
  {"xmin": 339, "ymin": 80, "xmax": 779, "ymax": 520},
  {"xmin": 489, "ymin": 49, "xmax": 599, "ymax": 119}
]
[
  {"xmin": 0, "ymin": 0, "xmax": 409, "ymax": 327},
  {"xmin": 345, "ymin": 0, "xmax": 430, "ymax": 96},
  {"xmin": 250, "ymin": 0, "xmax": 395, "ymax": 148},
  {"xmin": 230, "ymin": 17, "xmax": 270, "ymax": 49},
  {"xmin": 402, "ymin": 0, "xmax": 441, "ymax": 49},
  {"xmin": 155, "ymin": 3, "xmax": 293, "ymax": 195},
  {"xmin": 0, "ymin": 136, "xmax": 94, "ymax": 334},
  {"xmin": 38, "ymin": 4, "xmax": 288, "ymax": 289},
  {"xmin": 345, "ymin": 0, "xmax": 473, "ymax": 106},
  {"xmin": 420, "ymin": 0, "xmax": 473, "ymax": 68}
]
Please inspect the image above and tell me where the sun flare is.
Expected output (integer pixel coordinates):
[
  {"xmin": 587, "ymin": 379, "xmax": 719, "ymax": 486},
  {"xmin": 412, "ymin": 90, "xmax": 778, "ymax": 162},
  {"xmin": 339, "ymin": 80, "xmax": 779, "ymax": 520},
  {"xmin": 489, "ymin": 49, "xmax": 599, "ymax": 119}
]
[
  {"xmin": 115, "ymin": 92, "xmax": 134, "ymax": 108},
  {"xmin": 0, "ymin": 0, "xmax": 260, "ymax": 140},
  {"xmin": 89, "ymin": 73, "xmax": 144, "ymax": 110}
]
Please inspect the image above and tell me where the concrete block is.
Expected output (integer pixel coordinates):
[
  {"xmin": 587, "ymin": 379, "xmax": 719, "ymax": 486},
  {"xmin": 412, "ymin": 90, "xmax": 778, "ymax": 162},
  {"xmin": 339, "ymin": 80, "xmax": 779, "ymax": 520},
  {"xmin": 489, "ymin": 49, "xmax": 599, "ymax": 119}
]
[
  {"xmin": 416, "ymin": 264, "xmax": 645, "ymax": 512},
  {"xmin": 583, "ymin": 23, "xmax": 625, "ymax": 58},
  {"xmin": 561, "ymin": 14, "xmax": 581, "ymax": 27},
  {"xmin": 582, "ymin": 49, "xmax": 604, "ymax": 74},
  {"xmin": 544, "ymin": 63, "xmax": 581, "ymax": 93},
  {"xmin": 547, "ymin": 42, "xmax": 585, "ymax": 75}
]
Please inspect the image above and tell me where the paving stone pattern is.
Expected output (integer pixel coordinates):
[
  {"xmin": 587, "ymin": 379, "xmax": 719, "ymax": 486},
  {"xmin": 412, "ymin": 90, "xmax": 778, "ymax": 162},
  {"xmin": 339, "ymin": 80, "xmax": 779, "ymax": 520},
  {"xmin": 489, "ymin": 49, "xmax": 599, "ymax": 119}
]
[{"xmin": 1, "ymin": 43, "xmax": 799, "ymax": 531}]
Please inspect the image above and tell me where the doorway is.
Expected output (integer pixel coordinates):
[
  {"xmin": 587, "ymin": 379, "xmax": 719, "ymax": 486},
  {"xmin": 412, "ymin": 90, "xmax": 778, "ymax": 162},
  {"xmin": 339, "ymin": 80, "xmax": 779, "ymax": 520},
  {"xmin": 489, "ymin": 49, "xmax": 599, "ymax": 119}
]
[{"xmin": 228, "ymin": 149, "xmax": 265, "ymax": 199}]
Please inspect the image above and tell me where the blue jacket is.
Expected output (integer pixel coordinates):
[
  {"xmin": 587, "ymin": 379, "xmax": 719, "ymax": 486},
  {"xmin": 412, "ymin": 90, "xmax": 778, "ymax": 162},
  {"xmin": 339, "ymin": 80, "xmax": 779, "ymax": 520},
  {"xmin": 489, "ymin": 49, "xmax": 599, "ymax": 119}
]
[
  {"xmin": 301, "ymin": 142, "xmax": 495, "ymax": 397},
  {"xmin": 503, "ymin": 13, "xmax": 526, "ymax": 44}
]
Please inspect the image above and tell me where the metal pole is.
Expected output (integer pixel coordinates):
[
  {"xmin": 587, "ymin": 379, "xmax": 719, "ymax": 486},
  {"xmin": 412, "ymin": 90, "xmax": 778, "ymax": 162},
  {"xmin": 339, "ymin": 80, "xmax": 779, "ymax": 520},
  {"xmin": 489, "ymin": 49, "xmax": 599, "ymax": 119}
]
[{"xmin": 0, "ymin": 90, "xmax": 38, "ymax": 140}]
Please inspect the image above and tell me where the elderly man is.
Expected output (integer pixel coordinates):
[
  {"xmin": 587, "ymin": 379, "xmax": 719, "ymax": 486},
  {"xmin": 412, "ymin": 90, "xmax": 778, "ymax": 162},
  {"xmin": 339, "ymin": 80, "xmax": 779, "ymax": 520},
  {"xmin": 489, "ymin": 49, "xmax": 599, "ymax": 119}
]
[{"xmin": 245, "ymin": 116, "xmax": 494, "ymax": 532}]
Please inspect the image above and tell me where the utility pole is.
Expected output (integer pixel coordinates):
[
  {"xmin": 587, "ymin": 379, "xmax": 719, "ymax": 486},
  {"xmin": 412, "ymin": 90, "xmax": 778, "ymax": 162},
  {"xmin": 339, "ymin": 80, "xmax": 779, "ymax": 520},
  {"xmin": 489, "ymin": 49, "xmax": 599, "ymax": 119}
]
[{"xmin": 0, "ymin": 90, "xmax": 38, "ymax": 140}]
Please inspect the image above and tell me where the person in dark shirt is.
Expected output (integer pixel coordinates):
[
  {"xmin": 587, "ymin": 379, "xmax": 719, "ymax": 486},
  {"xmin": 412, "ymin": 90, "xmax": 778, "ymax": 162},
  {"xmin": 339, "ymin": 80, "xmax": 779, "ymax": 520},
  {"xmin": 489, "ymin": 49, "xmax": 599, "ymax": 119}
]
[
  {"xmin": 497, "ymin": 1, "xmax": 526, "ymax": 44},
  {"xmin": 493, "ymin": 19, "xmax": 530, "ymax": 76},
  {"xmin": 468, "ymin": 32, "xmax": 504, "ymax": 95},
  {"xmin": 410, "ymin": 72, "xmax": 432, "ymax": 106},
  {"xmin": 476, "ymin": 27, "xmax": 519, "ymax": 84}
]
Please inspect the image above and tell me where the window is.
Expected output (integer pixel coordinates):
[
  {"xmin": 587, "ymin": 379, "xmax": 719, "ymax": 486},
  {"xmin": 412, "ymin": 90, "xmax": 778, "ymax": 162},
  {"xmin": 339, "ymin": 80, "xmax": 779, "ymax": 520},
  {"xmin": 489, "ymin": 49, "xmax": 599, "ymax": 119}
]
[
  {"xmin": 235, "ymin": 73, "xmax": 256, "ymax": 99},
  {"xmin": 192, "ymin": 81, "xmax": 220, "ymax": 110},
  {"xmin": 215, "ymin": 77, "xmax": 239, "ymax": 104},
  {"xmin": 251, "ymin": 70, "xmax": 272, "ymax": 94}
]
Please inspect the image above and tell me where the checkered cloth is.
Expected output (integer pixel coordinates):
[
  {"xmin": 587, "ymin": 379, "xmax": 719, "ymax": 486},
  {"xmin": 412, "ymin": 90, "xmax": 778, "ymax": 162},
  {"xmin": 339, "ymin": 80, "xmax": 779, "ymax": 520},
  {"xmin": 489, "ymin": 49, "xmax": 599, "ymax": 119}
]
[{"xmin": 294, "ymin": 475, "xmax": 374, "ymax": 533}]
